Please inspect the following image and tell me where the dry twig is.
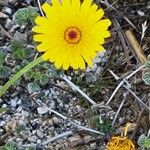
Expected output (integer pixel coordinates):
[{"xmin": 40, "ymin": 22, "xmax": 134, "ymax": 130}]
[
  {"xmin": 125, "ymin": 30, "xmax": 147, "ymax": 64},
  {"xmin": 62, "ymin": 76, "xmax": 96, "ymax": 105}
]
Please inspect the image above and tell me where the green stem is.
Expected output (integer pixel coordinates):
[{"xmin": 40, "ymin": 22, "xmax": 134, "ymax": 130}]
[{"xmin": 0, "ymin": 56, "xmax": 44, "ymax": 97}]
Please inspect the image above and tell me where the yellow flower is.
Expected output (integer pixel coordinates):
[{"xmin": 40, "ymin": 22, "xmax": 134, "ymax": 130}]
[
  {"xmin": 106, "ymin": 136, "xmax": 135, "ymax": 150},
  {"xmin": 32, "ymin": 0, "xmax": 111, "ymax": 70},
  {"xmin": 106, "ymin": 123, "xmax": 135, "ymax": 150}
]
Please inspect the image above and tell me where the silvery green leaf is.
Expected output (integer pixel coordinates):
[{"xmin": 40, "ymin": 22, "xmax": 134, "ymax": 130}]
[
  {"xmin": 13, "ymin": 6, "xmax": 39, "ymax": 26},
  {"xmin": 0, "ymin": 66, "xmax": 11, "ymax": 78},
  {"xmin": 138, "ymin": 134, "xmax": 147, "ymax": 147},
  {"xmin": 142, "ymin": 72, "xmax": 150, "ymax": 85},
  {"xmin": 145, "ymin": 61, "xmax": 150, "ymax": 68},
  {"xmin": 27, "ymin": 82, "xmax": 40, "ymax": 93},
  {"xmin": 39, "ymin": 75, "xmax": 49, "ymax": 85}
]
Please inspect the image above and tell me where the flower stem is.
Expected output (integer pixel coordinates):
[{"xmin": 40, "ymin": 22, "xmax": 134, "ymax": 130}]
[{"xmin": 0, "ymin": 56, "xmax": 43, "ymax": 97}]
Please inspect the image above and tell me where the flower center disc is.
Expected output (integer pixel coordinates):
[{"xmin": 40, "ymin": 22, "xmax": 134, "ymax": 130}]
[{"xmin": 64, "ymin": 27, "xmax": 81, "ymax": 44}]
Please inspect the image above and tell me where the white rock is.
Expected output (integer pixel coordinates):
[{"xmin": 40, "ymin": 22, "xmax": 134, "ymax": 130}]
[
  {"xmin": 22, "ymin": 110, "xmax": 29, "ymax": 117},
  {"xmin": 52, "ymin": 117, "xmax": 59, "ymax": 124},
  {"xmin": 17, "ymin": 99, "xmax": 21, "ymax": 105},
  {"xmin": 59, "ymin": 102, "xmax": 63, "ymax": 107},
  {"xmin": 0, "ymin": 121, "xmax": 5, "ymax": 126},
  {"xmin": 10, "ymin": 98, "xmax": 17, "ymax": 108},
  {"xmin": 5, "ymin": 18, "xmax": 12, "ymax": 29},
  {"xmin": 45, "ymin": 90, "xmax": 49, "ymax": 96},
  {"xmin": 28, "ymin": 135, "xmax": 38, "ymax": 142},
  {"xmin": 32, "ymin": 130, "xmax": 36, "ymax": 134},
  {"xmin": 48, "ymin": 119, "xmax": 53, "ymax": 126},
  {"xmin": 4, "ymin": 7, "xmax": 12, "ymax": 14},
  {"xmin": 2, "ymin": 104, "xmax": 7, "ymax": 108},
  {"xmin": 137, "ymin": 10, "xmax": 145, "ymax": 16},
  {"xmin": 17, "ymin": 106, "xmax": 22, "ymax": 112},
  {"xmin": 37, "ymin": 139, "xmax": 41, "ymax": 143},
  {"xmin": 90, "ymin": 143, "xmax": 97, "ymax": 149},
  {"xmin": 37, "ymin": 106, "xmax": 49, "ymax": 115},
  {"xmin": 37, "ymin": 130, "xmax": 44, "ymax": 139}
]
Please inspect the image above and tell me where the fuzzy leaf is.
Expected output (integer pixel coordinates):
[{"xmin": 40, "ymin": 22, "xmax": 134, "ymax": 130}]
[
  {"xmin": 145, "ymin": 61, "xmax": 150, "ymax": 68},
  {"xmin": 4, "ymin": 142, "xmax": 17, "ymax": 150},
  {"xmin": 39, "ymin": 74, "xmax": 49, "ymax": 85},
  {"xmin": 142, "ymin": 72, "xmax": 150, "ymax": 85},
  {"xmin": 0, "ymin": 51, "xmax": 6, "ymax": 64},
  {"xmin": 0, "ymin": 66, "xmax": 11, "ymax": 78},
  {"xmin": 138, "ymin": 134, "xmax": 150, "ymax": 148},
  {"xmin": 14, "ymin": 7, "xmax": 39, "ymax": 26},
  {"xmin": 27, "ymin": 82, "xmax": 40, "ymax": 93}
]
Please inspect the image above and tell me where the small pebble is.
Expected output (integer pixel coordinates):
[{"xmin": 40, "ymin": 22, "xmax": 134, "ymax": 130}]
[
  {"xmin": 37, "ymin": 129, "xmax": 44, "ymax": 139},
  {"xmin": 4, "ymin": 7, "xmax": 12, "ymax": 14},
  {"xmin": 48, "ymin": 119, "xmax": 53, "ymax": 126},
  {"xmin": 52, "ymin": 117, "xmax": 59, "ymax": 124},
  {"xmin": 2, "ymin": 104, "xmax": 7, "ymax": 108},
  {"xmin": 10, "ymin": 98, "xmax": 17, "ymax": 108},
  {"xmin": 17, "ymin": 106, "xmax": 22, "ymax": 112},
  {"xmin": 0, "ymin": 121, "xmax": 6, "ymax": 127},
  {"xmin": 37, "ymin": 139, "xmax": 41, "ymax": 144},
  {"xmin": 28, "ymin": 135, "xmax": 38, "ymax": 143},
  {"xmin": 22, "ymin": 110, "xmax": 29, "ymax": 117},
  {"xmin": 90, "ymin": 143, "xmax": 97, "ymax": 149},
  {"xmin": 17, "ymin": 99, "xmax": 21, "ymax": 105},
  {"xmin": 37, "ymin": 106, "xmax": 49, "ymax": 115}
]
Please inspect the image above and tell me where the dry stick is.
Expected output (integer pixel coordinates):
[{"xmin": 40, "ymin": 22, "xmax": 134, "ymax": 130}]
[
  {"xmin": 125, "ymin": 30, "xmax": 147, "ymax": 64},
  {"xmin": 62, "ymin": 76, "xmax": 96, "ymax": 105},
  {"xmin": 19, "ymin": 131, "xmax": 73, "ymax": 148},
  {"xmin": 36, "ymin": 101, "xmax": 104, "ymax": 135},
  {"xmin": 37, "ymin": 0, "xmax": 44, "ymax": 16},
  {"xmin": 125, "ymin": 65, "xmax": 145, "ymax": 80},
  {"xmin": 112, "ymin": 92, "xmax": 129, "ymax": 126},
  {"xmin": 123, "ymin": 85, "xmax": 150, "ymax": 111},
  {"xmin": 43, "ymin": 131, "xmax": 73, "ymax": 145},
  {"xmin": 105, "ymin": 65, "xmax": 145, "ymax": 106},
  {"xmin": 112, "ymin": 18, "xmax": 131, "ymax": 66},
  {"xmin": 108, "ymin": 69, "xmax": 150, "ymax": 111},
  {"xmin": 48, "ymin": 107, "xmax": 103, "ymax": 135},
  {"xmin": 105, "ymin": 81, "xmax": 123, "ymax": 105}
]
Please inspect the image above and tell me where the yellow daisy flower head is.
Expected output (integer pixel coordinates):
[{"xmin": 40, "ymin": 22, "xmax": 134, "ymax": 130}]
[
  {"xmin": 106, "ymin": 123, "xmax": 135, "ymax": 150},
  {"xmin": 106, "ymin": 136, "xmax": 135, "ymax": 150},
  {"xmin": 32, "ymin": 0, "xmax": 111, "ymax": 70}
]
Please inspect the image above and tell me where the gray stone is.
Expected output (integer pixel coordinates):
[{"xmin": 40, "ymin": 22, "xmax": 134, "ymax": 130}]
[
  {"xmin": 4, "ymin": 7, "xmax": 12, "ymax": 14},
  {"xmin": 37, "ymin": 139, "xmax": 41, "ymax": 143},
  {"xmin": 17, "ymin": 99, "xmax": 21, "ymax": 105},
  {"xmin": 37, "ymin": 129, "xmax": 44, "ymax": 139},
  {"xmin": 0, "ymin": 121, "xmax": 5, "ymax": 127},
  {"xmin": 52, "ymin": 117, "xmax": 59, "ymax": 124},
  {"xmin": 10, "ymin": 97, "xmax": 18, "ymax": 108},
  {"xmin": 17, "ymin": 106, "xmax": 22, "ymax": 112},
  {"xmin": 2, "ymin": 104, "xmax": 7, "ymax": 108},
  {"xmin": 22, "ymin": 110, "xmax": 29, "ymax": 117},
  {"xmin": 37, "ymin": 106, "xmax": 49, "ymax": 115},
  {"xmin": 48, "ymin": 119, "xmax": 53, "ymax": 126},
  {"xmin": 28, "ymin": 135, "xmax": 38, "ymax": 142}
]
